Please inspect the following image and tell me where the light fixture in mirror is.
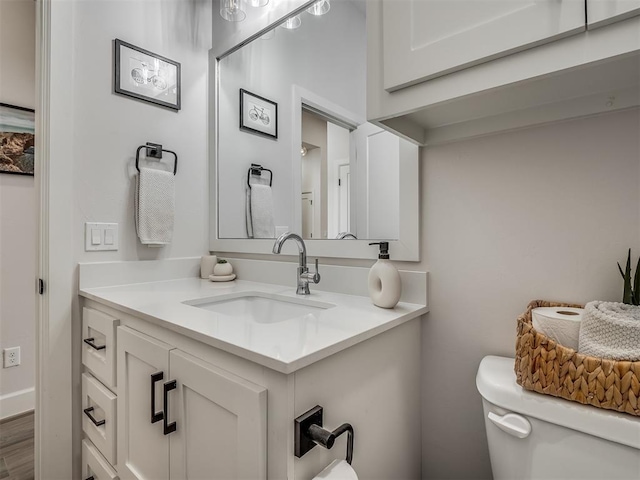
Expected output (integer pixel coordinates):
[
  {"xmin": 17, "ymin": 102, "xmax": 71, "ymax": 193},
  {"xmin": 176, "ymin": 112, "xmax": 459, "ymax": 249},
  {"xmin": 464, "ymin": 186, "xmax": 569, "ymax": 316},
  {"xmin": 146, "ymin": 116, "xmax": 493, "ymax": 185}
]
[
  {"xmin": 220, "ymin": 0, "xmax": 246, "ymax": 22},
  {"xmin": 307, "ymin": 0, "xmax": 330, "ymax": 16},
  {"xmin": 213, "ymin": 0, "xmax": 420, "ymax": 260},
  {"xmin": 283, "ymin": 15, "xmax": 302, "ymax": 29},
  {"xmin": 250, "ymin": 0, "xmax": 269, "ymax": 6}
]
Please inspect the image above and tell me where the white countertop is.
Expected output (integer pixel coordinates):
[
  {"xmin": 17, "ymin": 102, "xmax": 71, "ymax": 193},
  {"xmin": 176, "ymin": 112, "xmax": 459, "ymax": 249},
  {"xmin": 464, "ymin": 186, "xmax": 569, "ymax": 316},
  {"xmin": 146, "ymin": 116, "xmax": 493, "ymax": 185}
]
[{"xmin": 79, "ymin": 277, "xmax": 428, "ymax": 374}]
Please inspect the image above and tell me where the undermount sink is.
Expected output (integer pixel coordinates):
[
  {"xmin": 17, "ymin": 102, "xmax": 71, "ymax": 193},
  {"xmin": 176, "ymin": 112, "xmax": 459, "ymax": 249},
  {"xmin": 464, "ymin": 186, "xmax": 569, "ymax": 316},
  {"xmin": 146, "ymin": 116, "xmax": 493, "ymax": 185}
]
[{"xmin": 184, "ymin": 292, "xmax": 335, "ymax": 324}]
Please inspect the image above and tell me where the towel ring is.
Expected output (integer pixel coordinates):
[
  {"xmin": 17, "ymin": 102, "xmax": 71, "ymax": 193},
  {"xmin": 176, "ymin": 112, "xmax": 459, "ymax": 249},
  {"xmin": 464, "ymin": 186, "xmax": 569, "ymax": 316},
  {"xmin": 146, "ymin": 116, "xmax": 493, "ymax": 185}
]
[
  {"xmin": 135, "ymin": 142, "xmax": 178, "ymax": 175},
  {"xmin": 247, "ymin": 163, "xmax": 272, "ymax": 188}
]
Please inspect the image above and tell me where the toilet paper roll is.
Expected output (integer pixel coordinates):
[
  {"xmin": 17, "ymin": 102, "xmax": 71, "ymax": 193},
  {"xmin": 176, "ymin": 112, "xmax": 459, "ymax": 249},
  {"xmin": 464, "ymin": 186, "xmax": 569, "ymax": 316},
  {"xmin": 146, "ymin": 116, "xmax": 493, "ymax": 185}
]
[
  {"xmin": 200, "ymin": 255, "xmax": 217, "ymax": 279},
  {"xmin": 532, "ymin": 307, "xmax": 584, "ymax": 350},
  {"xmin": 312, "ymin": 459, "xmax": 358, "ymax": 480}
]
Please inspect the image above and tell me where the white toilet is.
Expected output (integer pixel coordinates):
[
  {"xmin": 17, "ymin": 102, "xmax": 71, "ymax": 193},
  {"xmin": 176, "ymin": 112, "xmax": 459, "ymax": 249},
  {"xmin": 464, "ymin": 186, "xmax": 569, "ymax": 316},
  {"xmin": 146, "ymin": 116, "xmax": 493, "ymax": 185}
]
[{"xmin": 476, "ymin": 356, "xmax": 640, "ymax": 480}]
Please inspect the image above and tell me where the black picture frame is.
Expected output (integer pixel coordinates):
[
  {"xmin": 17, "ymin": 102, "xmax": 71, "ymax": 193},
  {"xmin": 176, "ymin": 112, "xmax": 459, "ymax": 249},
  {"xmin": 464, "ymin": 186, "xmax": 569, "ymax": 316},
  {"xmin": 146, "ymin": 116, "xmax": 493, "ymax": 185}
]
[
  {"xmin": 0, "ymin": 103, "xmax": 35, "ymax": 176},
  {"xmin": 239, "ymin": 89, "xmax": 278, "ymax": 139},
  {"xmin": 114, "ymin": 39, "xmax": 181, "ymax": 111}
]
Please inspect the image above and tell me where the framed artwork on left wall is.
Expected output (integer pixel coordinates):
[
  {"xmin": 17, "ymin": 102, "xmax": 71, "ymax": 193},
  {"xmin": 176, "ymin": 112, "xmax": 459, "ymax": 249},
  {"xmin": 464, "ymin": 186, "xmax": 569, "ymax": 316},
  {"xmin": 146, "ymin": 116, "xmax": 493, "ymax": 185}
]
[
  {"xmin": 0, "ymin": 103, "xmax": 35, "ymax": 176},
  {"xmin": 114, "ymin": 39, "xmax": 181, "ymax": 111}
]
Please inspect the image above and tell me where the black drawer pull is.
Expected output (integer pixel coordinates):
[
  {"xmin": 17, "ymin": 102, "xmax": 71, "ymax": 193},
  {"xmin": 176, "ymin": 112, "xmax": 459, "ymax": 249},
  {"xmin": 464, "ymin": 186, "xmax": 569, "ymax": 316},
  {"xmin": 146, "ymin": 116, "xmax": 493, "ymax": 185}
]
[
  {"xmin": 83, "ymin": 338, "xmax": 106, "ymax": 350},
  {"xmin": 83, "ymin": 407, "xmax": 105, "ymax": 427},
  {"xmin": 163, "ymin": 380, "xmax": 177, "ymax": 435},
  {"xmin": 151, "ymin": 372, "xmax": 164, "ymax": 423},
  {"xmin": 85, "ymin": 476, "xmax": 95, "ymax": 480}
]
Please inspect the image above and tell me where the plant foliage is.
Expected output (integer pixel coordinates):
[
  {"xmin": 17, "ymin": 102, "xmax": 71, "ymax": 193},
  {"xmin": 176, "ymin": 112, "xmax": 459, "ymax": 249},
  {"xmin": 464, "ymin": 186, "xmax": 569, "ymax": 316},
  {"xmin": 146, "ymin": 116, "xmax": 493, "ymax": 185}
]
[{"xmin": 617, "ymin": 249, "xmax": 640, "ymax": 305}]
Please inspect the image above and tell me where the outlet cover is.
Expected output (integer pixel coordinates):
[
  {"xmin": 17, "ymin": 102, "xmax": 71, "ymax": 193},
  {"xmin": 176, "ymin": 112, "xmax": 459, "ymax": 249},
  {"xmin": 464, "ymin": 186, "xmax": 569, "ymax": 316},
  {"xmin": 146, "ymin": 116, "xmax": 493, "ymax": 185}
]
[{"xmin": 3, "ymin": 346, "xmax": 20, "ymax": 368}]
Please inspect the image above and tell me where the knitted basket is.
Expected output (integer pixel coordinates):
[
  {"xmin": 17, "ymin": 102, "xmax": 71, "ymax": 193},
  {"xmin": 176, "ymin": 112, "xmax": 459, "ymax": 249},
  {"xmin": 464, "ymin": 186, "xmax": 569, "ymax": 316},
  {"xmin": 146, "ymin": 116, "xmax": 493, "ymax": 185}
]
[{"xmin": 515, "ymin": 300, "xmax": 640, "ymax": 417}]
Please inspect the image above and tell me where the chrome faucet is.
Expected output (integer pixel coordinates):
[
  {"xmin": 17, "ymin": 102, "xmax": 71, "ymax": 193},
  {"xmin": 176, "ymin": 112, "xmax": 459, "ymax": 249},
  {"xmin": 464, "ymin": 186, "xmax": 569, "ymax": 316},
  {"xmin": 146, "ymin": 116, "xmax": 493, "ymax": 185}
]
[{"xmin": 272, "ymin": 232, "xmax": 321, "ymax": 295}]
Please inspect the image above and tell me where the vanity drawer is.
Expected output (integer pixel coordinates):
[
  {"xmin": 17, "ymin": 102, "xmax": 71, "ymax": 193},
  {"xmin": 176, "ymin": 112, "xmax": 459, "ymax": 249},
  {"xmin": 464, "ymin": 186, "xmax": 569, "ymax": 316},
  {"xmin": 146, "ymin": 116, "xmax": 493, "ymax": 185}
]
[
  {"xmin": 82, "ymin": 439, "xmax": 118, "ymax": 480},
  {"xmin": 82, "ymin": 373, "xmax": 117, "ymax": 465},
  {"xmin": 83, "ymin": 307, "xmax": 119, "ymax": 389}
]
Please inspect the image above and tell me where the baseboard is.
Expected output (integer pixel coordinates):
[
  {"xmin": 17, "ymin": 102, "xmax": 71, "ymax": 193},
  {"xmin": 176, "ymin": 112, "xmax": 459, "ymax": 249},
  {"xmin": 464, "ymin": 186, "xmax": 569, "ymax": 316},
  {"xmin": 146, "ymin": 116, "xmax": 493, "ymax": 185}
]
[{"xmin": 0, "ymin": 387, "xmax": 35, "ymax": 420}]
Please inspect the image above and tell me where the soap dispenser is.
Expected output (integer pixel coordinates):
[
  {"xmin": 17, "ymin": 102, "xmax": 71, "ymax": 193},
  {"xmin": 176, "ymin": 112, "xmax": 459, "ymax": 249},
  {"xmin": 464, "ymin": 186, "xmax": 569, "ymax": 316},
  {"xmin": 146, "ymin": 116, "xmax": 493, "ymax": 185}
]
[{"xmin": 368, "ymin": 242, "xmax": 402, "ymax": 309}]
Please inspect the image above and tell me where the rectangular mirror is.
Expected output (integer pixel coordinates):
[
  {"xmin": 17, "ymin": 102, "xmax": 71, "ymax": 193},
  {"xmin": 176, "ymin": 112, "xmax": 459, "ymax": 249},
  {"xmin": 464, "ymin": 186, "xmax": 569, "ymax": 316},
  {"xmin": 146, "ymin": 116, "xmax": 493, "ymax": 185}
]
[{"xmin": 211, "ymin": 0, "xmax": 419, "ymax": 260}]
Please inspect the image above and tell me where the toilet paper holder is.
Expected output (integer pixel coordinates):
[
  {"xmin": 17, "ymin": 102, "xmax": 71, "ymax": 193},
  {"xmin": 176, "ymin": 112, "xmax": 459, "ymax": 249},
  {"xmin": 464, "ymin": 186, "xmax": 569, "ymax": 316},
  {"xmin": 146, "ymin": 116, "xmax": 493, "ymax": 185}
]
[{"xmin": 295, "ymin": 405, "xmax": 354, "ymax": 465}]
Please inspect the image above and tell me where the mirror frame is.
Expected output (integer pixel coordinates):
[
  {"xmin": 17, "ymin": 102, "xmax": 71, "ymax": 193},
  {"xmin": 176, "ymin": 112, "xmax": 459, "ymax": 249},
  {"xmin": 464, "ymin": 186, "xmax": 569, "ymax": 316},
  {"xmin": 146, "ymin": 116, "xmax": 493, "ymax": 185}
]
[{"xmin": 209, "ymin": 4, "xmax": 420, "ymax": 261}]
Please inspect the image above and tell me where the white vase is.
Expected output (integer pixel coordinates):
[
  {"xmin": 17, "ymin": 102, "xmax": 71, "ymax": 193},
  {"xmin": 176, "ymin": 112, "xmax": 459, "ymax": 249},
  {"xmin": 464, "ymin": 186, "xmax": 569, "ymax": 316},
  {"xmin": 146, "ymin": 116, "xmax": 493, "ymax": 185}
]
[{"xmin": 213, "ymin": 262, "xmax": 233, "ymax": 276}]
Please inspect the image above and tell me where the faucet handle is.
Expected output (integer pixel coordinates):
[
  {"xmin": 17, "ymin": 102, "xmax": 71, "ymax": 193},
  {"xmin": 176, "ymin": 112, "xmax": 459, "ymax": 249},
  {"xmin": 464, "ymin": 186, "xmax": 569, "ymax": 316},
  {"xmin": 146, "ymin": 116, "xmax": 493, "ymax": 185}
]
[{"xmin": 312, "ymin": 258, "xmax": 321, "ymax": 284}]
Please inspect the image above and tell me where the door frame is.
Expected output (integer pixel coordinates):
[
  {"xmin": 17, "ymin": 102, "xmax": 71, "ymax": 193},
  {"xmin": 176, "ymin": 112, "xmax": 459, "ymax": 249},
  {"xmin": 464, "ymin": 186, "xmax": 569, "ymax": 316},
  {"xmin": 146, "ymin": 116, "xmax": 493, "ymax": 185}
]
[{"xmin": 35, "ymin": 0, "xmax": 75, "ymax": 477}]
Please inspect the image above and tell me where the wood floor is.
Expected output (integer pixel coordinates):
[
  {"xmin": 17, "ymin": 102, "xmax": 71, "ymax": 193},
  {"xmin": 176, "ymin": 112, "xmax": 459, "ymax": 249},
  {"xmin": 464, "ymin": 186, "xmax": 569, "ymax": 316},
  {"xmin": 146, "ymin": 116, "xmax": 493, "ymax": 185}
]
[{"xmin": 0, "ymin": 412, "xmax": 34, "ymax": 480}]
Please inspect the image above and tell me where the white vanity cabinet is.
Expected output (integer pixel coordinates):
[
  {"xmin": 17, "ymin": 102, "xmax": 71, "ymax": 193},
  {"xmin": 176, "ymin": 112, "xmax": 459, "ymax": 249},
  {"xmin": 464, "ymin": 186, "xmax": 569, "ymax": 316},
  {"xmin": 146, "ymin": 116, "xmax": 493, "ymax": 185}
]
[
  {"xmin": 381, "ymin": 0, "xmax": 585, "ymax": 92},
  {"xmin": 79, "ymin": 291, "xmax": 423, "ymax": 480},
  {"xmin": 588, "ymin": 0, "xmax": 640, "ymax": 28},
  {"xmin": 117, "ymin": 326, "xmax": 267, "ymax": 480}
]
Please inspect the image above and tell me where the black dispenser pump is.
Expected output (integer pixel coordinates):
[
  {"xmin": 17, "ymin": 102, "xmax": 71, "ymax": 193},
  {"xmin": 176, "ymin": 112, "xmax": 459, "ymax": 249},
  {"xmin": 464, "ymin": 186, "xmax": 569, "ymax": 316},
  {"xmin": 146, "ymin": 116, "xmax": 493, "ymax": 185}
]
[{"xmin": 369, "ymin": 242, "xmax": 390, "ymax": 259}]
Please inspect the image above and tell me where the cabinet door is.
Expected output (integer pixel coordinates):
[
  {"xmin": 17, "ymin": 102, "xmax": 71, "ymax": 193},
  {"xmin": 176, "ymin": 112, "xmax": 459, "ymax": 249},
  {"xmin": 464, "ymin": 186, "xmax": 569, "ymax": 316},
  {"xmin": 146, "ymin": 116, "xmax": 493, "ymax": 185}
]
[
  {"xmin": 588, "ymin": 0, "xmax": 640, "ymax": 28},
  {"xmin": 168, "ymin": 350, "xmax": 267, "ymax": 480},
  {"xmin": 117, "ymin": 327, "xmax": 173, "ymax": 480},
  {"xmin": 381, "ymin": 0, "xmax": 585, "ymax": 92}
]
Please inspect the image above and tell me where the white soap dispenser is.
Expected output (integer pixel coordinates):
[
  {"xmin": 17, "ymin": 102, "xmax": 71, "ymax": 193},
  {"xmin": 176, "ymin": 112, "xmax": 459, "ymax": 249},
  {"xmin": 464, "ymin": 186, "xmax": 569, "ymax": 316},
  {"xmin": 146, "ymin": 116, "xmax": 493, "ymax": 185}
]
[{"xmin": 368, "ymin": 242, "xmax": 402, "ymax": 309}]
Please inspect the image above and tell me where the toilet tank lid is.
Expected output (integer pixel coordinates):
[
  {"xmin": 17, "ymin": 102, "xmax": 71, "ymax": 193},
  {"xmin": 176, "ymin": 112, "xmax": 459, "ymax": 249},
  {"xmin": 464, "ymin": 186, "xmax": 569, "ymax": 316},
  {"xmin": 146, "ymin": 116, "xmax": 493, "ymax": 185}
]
[{"xmin": 476, "ymin": 356, "xmax": 640, "ymax": 450}]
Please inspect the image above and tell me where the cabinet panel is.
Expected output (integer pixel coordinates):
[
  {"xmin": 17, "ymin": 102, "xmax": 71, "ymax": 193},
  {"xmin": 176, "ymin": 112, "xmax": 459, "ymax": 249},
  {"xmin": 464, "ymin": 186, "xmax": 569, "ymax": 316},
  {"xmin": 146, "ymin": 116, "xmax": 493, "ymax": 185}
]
[
  {"xmin": 82, "ymin": 439, "xmax": 119, "ymax": 480},
  {"xmin": 169, "ymin": 350, "xmax": 267, "ymax": 480},
  {"xmin": 83, "ymin": 307, "xmax": 119, "ymax": 390},
  {"xmin": 382, "ymin": 0, "xmax": 585, "ymax": 92},
  {"xmin": 82, "ymin": 373, "xmax": 117, "ymax": 465},
  {"xmin": 117, "ymin": 327, "xmax": 173, "ymax": 480},
  {"xmin": 588, "ymin": 0, "xmax": 640, "ymax": 28}
]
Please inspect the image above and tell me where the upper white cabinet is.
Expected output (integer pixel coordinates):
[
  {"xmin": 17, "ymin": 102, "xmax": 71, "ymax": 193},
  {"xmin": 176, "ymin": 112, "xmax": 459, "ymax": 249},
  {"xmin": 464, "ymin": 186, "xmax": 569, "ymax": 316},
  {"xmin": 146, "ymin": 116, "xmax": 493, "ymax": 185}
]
[
  {"xmin": 588, "ymin": 0, "xmax": 640, "ymax": 28},
  {"xmin": 368, "ymin": 0, "xmax": 640, "ymax": 146},
  {"xmin": 382, "ymin": 0, "xmax": 586, "ymax": 92}
]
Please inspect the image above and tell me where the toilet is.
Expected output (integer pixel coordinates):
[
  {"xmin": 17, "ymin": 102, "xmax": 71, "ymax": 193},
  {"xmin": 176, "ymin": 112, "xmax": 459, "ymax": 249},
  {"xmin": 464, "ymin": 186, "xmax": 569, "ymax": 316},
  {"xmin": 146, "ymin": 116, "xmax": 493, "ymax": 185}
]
[{"xmin": 476, "ymin": 356, "xmax": 640, "ymax": 480}]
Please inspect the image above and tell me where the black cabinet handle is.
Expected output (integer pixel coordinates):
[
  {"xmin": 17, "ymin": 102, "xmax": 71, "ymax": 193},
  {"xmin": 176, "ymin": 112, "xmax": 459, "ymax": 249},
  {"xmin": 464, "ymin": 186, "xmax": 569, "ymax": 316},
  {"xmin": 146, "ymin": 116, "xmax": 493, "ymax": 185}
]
[
  {"xmin": 83, "ymin": 407, "xmax": 105, "ymax": 427},
  {"xmin": 85, "ymin": 476, "xmax": 95, "ymax": 480},
  {"xmin": 83, "ymin": 338, "xmax": 106, "ymax": 351},
  {"xmin": 150, "ymin": 372, "xmax": 164, "ymax": 423},
  {"xmin": 163, "ymin": 380, "xmax": 177, "ymax": 435}
]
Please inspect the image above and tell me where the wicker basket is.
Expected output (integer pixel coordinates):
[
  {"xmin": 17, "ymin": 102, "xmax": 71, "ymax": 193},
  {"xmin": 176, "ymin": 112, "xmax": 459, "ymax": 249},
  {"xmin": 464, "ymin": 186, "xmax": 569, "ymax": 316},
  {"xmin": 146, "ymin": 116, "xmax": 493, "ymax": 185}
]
[{"xmin": 515, "ymin": 300, "xmax": 640, "ymax": 417}]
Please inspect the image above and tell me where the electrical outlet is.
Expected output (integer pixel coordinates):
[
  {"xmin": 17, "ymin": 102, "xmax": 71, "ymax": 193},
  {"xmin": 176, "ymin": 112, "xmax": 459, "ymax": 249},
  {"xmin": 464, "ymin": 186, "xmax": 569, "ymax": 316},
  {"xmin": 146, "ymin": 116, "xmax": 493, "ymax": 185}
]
[{"xmin": 3, "ymin": 346, "xmax": 20, "ymax": 368}]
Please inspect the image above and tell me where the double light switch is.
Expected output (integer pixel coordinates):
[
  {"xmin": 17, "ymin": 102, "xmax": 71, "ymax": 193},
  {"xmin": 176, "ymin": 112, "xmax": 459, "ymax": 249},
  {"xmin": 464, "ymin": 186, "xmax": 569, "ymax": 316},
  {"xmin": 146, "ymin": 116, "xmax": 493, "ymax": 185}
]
[{"xmin": 85, "ymin": 223, "xmax": 119, "ymax": 251}]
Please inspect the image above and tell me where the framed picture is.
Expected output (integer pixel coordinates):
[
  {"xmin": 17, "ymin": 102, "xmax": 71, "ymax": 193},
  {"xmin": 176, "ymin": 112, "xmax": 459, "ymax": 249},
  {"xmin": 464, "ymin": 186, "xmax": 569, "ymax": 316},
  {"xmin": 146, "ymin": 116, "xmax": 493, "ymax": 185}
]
[
  {"xmin": 114, "ymin": 39, "xmax": 181, "ymax": 111},
  {"xmin": 0, "ymin": 103, "xmax": 35, "ymax": 176},
  {"xmin": 240, "ymin": 89, "xmax": 278, "ymax": 139}
]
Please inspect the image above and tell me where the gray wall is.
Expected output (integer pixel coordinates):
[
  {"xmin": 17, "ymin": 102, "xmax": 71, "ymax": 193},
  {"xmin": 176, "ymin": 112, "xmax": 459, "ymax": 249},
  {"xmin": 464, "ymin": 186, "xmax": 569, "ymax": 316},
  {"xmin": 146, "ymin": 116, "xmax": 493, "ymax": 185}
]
[
  {"xmin": 0, "ymin": 0, "xmax": 36, "ymax": 417},
  {"xmin": 418, "ymin": 109, "xmax": 640, "ymax": 479}
]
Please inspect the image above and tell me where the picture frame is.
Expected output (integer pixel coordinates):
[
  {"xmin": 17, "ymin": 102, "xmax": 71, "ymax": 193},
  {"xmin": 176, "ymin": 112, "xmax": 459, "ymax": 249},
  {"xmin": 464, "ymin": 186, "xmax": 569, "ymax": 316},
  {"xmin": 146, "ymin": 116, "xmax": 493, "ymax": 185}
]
[
  {"xmin": 240, "ymin": 89, "xmax": 278, "ymax": 139},
  {"xmin": 114, "ymin": 39, "xmax": 181, "ymax": 111},
  {"xmin": 0, "ymin": 103, "xmax": 35, "ymax": 176}
]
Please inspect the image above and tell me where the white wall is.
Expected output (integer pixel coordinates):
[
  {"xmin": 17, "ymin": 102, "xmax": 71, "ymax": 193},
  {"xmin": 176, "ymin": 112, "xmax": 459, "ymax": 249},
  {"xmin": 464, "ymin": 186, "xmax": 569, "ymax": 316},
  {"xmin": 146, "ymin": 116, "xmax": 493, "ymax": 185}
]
[
  {"xmin": 217, "ymin": 0, "xmax": 366, "ymax": 238},
  {"xmin": 0, "ymin": 0, "xmax": 36, "ymax": 419},
  {"xmin": 418, "ymin": 109, "xmax": 640, "ymax": 479},
  {"xmin": 44, "ymin": 0, "xmax": 211, "ymax": 476}
]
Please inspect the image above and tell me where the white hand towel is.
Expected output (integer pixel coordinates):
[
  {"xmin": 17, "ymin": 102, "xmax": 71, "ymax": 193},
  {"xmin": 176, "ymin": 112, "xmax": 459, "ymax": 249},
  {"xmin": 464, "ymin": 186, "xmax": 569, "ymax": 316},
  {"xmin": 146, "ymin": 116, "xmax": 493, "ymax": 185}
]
[
  {"xmin": 579, "ymin": 301, "xmax": 640, "ymax": 361},
  {"xmin": 250, "ymin": 184, "xmax": 275, "ymax": 238},
  {"xmin": 312, "ymin": 460, "xmax": 358, "ymax": 480},
  {"xmin": 246, "ymin": 187, "xmax": 254, "ymax": 238},
  {"xmin": 135, "ymin": 167, "xmax": 175, "ymax": 246}
]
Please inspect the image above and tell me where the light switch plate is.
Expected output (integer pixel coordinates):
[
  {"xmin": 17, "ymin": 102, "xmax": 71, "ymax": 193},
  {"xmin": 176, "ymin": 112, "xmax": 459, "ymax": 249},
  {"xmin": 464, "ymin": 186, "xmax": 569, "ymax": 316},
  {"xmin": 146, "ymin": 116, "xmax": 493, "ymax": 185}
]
[{"xmin": 85, "ymin": 223, "xmax": 119, "ymax": 251}]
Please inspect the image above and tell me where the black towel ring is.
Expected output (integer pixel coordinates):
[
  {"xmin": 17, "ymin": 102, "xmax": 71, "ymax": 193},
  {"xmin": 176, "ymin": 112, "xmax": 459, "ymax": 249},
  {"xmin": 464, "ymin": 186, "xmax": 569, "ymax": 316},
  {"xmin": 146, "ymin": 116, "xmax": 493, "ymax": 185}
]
[
  {"xmin": 135, "ymin": 142, "xmax": 178, "ymax": 175},
  {"xmin": 247, "ymin": 163, "xmax": 272, "ymax": 188}
]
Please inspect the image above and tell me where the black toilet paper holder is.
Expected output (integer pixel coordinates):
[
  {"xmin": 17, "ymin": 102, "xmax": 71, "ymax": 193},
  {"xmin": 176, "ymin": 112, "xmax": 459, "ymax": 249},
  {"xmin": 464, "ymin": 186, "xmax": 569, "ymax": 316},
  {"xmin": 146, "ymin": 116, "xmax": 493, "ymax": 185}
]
[{"xmin": 294, "ymin": 405, "xmax": 354, "ymax": 465}]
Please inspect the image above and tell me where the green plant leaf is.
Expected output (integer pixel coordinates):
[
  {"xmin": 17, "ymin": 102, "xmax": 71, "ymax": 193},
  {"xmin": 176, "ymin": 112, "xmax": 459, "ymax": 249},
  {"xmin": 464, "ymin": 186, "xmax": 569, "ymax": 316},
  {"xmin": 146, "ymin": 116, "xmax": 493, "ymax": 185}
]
[
  {"xmin": 618, "ymin": 262, "xmax": 626, "ymax": 279},
  {"xmin": 634, "ymin": 256, "xmax": 640, "ymax": 306},
  {"xmin": 623, "ymin": 249, "xmax": 633, "ymax": 304}
]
